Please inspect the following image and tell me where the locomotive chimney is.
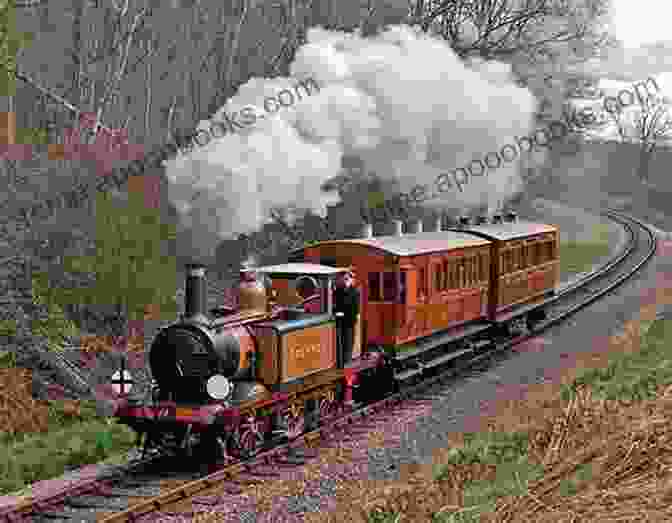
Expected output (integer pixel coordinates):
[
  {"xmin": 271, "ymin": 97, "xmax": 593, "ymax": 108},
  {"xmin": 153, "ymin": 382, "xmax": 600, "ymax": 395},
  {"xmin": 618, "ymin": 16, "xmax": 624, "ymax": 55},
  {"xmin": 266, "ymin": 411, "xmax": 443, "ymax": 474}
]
[
  {"xmin": 393, "ymin": 219, "xmax": 403, "ymax": 236},
  {"xmin": 184, "ymin": 263, "xmax": 208, "ymax": 323},
  {"xmin": 361, "ymin": 222, "xmax": 373, "ymax": 238}
]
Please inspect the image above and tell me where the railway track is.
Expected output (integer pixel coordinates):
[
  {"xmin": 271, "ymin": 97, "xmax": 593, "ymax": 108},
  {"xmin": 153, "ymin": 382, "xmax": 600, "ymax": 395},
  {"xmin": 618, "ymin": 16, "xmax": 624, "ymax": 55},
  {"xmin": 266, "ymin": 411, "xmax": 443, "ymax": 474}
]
[{"xmin": 0, "ymin": 209, "xmax": 657, "ymax": 523}]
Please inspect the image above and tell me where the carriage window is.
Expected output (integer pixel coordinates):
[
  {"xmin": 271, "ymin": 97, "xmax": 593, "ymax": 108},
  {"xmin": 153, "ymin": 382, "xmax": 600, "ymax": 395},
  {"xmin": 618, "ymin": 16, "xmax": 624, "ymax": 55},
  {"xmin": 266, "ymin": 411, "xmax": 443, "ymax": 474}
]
[
  {"xmin": 419, "ymin": 268, "xmax": 427, "ymax": 296},
  {"xmin": 435, "ymin": 264, "xmax": 442, "ymax": 292},
  {"xmin": 513, "ymin": 246, "xmax": 523, "ymax": 271},
  {"xmin": 443, "ymin": 260, "xmax": 450, "ymax": 289},
  {"xmin": 458, "ymin": 259, "xmax": 465, "ymax": 287},
  {"xmin": 400, "ymin": 270, "xmax": 407, "ymax": 304},
  {"xmin": 383, "ymin": 272, "xmax": 398, "ymax": 301},
  {"xmin": 535, "ymin": 243, "xmax": 543, "ymax": 264},
  {"xmin": 522, "ymin": 244, "xmax": 529, "ymax": 268},
  {"xmin": 368, "ymin": 273, "xmax": 381, "ymax": 301}
]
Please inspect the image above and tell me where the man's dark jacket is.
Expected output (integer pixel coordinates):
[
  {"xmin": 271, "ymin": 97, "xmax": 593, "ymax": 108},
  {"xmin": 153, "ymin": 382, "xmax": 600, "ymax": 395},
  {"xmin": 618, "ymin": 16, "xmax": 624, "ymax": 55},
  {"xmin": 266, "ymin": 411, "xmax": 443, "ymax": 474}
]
[{"xmin": 333, "ymin": 285, "xmax": 360, "ymax": 325}]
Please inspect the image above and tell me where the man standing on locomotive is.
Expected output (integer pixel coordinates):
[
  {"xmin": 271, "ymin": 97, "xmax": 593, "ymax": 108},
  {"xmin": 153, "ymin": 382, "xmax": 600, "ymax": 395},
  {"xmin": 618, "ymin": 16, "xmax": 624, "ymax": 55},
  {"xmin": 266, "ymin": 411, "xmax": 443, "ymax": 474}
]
[{"xmin": 334, "ymin": 270, "xmax": 360, "ymax": 366}]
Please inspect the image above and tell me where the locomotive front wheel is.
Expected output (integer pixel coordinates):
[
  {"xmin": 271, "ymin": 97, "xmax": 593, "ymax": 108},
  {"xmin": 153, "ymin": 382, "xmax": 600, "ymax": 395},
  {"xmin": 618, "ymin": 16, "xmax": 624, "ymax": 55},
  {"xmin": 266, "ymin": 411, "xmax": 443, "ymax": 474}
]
[
  {"xmin": 227, "ymin": 416, "xmax": 265, "ymax": 459},
  {"xmin": 285, "ymin": 403, "xmax": 305, "ymax": 439},
  {"xmin": 319, "ymin": 389, "xmax": 339, "ymax": 421}
]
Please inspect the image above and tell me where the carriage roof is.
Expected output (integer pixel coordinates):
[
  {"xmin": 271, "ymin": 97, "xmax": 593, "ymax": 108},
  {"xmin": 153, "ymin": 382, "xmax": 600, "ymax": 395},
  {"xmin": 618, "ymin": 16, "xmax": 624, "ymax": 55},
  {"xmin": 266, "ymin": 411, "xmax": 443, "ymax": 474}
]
[
  {"xmin": 305, "ymin": 231, "xmax": 491, "ymax": 257},
  {"xmin": 447, "ymin": 221, "xmax": 557, "ymax": 241},
  {"xmin": 255, "ymin": 263, "xmax": 350, "ymax": 276}
]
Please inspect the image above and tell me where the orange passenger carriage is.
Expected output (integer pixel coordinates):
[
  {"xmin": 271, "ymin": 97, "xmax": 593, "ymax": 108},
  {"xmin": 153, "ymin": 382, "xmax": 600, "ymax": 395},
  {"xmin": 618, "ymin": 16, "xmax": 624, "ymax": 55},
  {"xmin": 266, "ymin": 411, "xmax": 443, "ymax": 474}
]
[
  {"xmin": 301, "ymin": 230, "xmax": 493, "ymax": 354},
  {"xmin": 449, "ymin": 213, "xmax": 560, "ymax": 330}
]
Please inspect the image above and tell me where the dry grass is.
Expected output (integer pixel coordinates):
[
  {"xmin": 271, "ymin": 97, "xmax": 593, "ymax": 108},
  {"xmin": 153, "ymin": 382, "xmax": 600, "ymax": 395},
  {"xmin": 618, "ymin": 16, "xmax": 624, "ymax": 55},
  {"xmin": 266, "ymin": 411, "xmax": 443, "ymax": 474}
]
[{"xmin": 0, "ymin": 368, "xmax": 52, "ymax": 436}]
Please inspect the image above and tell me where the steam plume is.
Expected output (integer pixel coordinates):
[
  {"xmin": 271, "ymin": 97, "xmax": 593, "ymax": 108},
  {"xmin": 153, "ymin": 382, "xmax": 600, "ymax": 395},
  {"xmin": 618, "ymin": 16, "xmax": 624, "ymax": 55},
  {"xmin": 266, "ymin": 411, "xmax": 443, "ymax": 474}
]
[{"xmin": 164, "ymin": 25, "xmax": 537, "ymax": 261}]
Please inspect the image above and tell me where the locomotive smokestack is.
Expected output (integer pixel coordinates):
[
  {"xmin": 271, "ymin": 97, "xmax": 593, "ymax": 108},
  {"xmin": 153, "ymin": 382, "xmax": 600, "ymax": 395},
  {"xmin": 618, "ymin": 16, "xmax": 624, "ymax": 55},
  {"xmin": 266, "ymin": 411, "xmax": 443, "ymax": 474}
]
[
  {"xmin": 184, "ymin": 263, "xmax": 208, "ymax": 323},
  {"xmin": 393, "ymin": 219, "xmax": 403, "ymax": 236}
]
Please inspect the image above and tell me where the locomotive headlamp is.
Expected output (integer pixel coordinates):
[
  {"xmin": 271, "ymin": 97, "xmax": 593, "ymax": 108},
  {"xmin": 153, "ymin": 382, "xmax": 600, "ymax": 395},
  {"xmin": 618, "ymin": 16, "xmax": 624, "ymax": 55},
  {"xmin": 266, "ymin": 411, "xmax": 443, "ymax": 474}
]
[{"xmin": 206, "ymin": 374, "xmax": 233, "ymax": 400}]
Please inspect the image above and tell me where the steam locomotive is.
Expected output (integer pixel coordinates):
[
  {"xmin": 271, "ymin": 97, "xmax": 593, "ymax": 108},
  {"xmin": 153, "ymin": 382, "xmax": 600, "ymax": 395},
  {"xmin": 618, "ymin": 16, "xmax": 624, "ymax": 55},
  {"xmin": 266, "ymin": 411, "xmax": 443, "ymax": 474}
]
[{"xmin": 112, "ymin": 212, "xmax": 559, "ymax": 459}]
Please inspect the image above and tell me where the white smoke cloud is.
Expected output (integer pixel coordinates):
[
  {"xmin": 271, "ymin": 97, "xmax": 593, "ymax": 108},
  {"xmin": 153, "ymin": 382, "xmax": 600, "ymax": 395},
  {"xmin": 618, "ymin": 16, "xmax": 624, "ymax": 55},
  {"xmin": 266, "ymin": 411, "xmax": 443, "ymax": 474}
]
[{"xmin": 164, "ymin": 24, "xmax": 537, "ymax": 261}]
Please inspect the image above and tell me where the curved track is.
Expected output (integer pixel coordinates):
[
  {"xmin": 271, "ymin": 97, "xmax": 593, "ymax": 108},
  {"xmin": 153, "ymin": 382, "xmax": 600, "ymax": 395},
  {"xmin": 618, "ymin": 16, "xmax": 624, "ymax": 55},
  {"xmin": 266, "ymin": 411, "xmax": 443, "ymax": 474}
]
[{"xmin": 0, "ymin": 209, "xmax": 657, "ymax": 523}]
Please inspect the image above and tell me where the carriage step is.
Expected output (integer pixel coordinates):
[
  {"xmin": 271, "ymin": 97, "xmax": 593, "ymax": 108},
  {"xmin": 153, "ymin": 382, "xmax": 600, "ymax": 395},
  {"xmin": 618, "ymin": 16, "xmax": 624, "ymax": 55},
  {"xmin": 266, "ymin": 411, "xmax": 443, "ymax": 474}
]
[{"xmin": 423, "ymin": 347, "xmax": 474, "ymax": 369}]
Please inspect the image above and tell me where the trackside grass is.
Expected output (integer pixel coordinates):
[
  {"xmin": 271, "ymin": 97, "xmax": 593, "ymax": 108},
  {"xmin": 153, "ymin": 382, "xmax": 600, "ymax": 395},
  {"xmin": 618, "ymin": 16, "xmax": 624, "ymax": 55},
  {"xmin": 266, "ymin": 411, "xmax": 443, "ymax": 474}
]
[
  {"xmin": 0, "ymin": 395, "xmax": 136, "ymax": 496},
  {"xmin": 559, "ymin": 223, "xmax": 613, "ymax": 275},
  {"xmin": 365, "ymin": 316, "xmax": 672, "ymax": 522}
]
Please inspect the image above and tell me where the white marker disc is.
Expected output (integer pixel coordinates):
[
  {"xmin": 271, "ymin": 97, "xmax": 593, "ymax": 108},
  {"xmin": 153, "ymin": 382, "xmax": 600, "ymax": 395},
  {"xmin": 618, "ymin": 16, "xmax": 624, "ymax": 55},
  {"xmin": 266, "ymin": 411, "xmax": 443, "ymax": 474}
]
[{"xmin": 206, "ymin": 374, "xmax": 232, "ymax": 400}]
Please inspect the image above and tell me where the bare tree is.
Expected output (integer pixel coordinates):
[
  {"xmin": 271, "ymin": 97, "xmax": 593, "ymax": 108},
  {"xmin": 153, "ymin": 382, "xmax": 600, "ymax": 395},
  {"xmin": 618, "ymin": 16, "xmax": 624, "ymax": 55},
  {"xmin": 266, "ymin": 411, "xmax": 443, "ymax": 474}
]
[{"xmin": 627, "ymin": 95, "xmax": 672, "ymax": 184}]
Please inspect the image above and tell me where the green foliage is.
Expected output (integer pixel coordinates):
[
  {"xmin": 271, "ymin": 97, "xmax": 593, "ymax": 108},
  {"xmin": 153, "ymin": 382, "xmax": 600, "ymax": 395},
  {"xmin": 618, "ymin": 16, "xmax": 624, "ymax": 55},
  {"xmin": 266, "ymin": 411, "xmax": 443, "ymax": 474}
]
[
  {"xmin": 560, "ymin": 319, "xmax": 672, "ymax": 403},
  {"xmin": 30, "ymin": 273, "xmax": 80, "ymax": 351},
  {"xmin": 435, "ymin": 431, "xmax": 529, "ymax": 473},
  {"xmin": 0, "ymin": 348, "xmax": 16, "ymax": 368},
  {"xmin": 0, "ymin": 419, "xmax": 136, "ymax": 495},
  {"xmin": 0, "ymin": 1, "xmax": 33, "ymax": 96},
  {"xmin": 46, "ymin": 399, "xmax": 99, "ymax": 429},
  {"xmin": 47, "ymin": 190, "xmax": 178, "ymax": 333},
  {"xmin": 448, "ymin": 461, "xmax": 544, "ymax": 522},
  {"xmin": 0, "ymin": 318, "xmax": 17, "ymax": 337},
  {"xmin": 559, "ymin": 225, "xmax": 612, "ymax": 275},
  {"xmin": 558, "ymin": 463, "xmax": 593, "ymax": 497},
  {"xmin": 15, "ymin": 126, "xmax": 49, "ymax": 145}
]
